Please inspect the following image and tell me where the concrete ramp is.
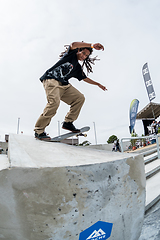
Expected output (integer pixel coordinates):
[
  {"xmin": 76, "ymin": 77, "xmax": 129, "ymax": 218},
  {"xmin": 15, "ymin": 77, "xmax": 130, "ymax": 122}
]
[{"xmin": 0, "ymin": 134, "xmax": 146, "ymax": 240}]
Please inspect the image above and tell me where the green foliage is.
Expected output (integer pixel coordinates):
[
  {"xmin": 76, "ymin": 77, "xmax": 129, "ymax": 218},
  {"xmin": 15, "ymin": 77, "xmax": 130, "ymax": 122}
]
[
  {"xmin": 107, "ymin": 135, "xmax": 118, "ymax": 144},
  {"xmin": 130, "ymin": 133, "xmax": 138, "ymax": 147},
  {"xmin": 141, "ymin": 134, "xmax": 146, "ymax": 144}
]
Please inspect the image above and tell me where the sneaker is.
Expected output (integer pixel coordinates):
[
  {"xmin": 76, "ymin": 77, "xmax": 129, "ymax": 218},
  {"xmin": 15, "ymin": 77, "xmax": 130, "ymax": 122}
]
[
  {"xmin": 62, "ymin": 122, "xmax": 80, "ymax": 133},
  {"xmin": 35, "ymin": 132, "xmax": 51, "ymax": 140}
]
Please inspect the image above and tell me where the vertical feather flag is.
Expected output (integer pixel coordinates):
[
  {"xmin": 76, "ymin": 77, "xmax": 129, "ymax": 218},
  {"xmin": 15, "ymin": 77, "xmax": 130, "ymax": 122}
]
[
  {"xmin": 129, "ymin": 99, "xmax": 139, "ymax": 134},
  {"xmin": 142, "ymin": 63, "xmax": 155, "ymax": 102}
]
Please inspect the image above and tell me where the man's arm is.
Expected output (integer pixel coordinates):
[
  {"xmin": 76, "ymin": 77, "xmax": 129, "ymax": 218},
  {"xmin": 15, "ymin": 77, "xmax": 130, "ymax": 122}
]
[
  {"xmin": 70, "ymin": 42, "xmax": 104, "ymax": 51},
  {"xmin": 83, "ymin": 77, "xmax": 107, "ymax": 91}
]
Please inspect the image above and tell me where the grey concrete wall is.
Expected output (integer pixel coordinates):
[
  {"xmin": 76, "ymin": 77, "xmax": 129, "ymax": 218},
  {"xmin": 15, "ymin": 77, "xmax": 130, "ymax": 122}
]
[
  {"xmin": 0, "ymin": 134, "xmax": 146, "ymax": 240},
  {"xmin": 87, "ymin": 143, "xmax": 113, "ymax": 151},
  {"xmin": 88, "ymin": 141, "xmax": 131, "ymax": 152},
  {"xmin": 0, "ymin": 141, "xmax": 8, "ymax": 153}
]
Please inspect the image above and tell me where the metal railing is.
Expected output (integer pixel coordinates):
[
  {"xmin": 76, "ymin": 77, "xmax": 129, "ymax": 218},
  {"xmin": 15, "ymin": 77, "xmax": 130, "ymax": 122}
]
[{"xmin": 120, "ymin": 134, "xmax": 160, "ymax": 159}]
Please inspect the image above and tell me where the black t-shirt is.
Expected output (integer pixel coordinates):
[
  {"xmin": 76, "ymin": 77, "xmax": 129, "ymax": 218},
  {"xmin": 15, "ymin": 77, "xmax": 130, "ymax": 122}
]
[{"xmin": 40, "ymin": 47, "xmax": 87, "ymax": 85}]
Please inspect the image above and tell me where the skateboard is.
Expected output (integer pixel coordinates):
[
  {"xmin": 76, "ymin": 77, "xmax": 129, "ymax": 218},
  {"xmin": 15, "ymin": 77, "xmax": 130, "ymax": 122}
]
[{"xmin": 48, "ymin": 126, "xmax": 90, "ymax": 142}]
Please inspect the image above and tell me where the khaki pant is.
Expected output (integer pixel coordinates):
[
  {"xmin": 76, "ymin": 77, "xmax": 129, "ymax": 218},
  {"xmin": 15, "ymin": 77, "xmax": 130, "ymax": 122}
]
[{"xmin": 34, "ymin": 79, "xmax": 85, "ymax": 134}]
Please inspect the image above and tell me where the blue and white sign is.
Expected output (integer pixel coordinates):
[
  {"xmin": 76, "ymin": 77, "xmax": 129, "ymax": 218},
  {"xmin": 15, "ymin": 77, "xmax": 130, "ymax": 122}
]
[
  {"xmin": 79, "ymin": 221, "xmax": 113, "ymax": 240},
  {"xmin": 129, "ymin": 99, "xmax": 139, "ymax": 134}
]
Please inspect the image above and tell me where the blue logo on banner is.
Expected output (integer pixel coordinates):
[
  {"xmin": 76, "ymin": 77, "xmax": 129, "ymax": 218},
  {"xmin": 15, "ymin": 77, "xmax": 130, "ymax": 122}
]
[{"xmin": 79, "ymin": 221, "xmax": 113, "ymax": 240}]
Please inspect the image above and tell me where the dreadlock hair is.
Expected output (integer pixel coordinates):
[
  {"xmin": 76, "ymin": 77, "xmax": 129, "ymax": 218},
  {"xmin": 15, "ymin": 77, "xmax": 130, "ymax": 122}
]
[{"xmin": 59, "ymin": 45, "xmax": 100, "ymax": 75}]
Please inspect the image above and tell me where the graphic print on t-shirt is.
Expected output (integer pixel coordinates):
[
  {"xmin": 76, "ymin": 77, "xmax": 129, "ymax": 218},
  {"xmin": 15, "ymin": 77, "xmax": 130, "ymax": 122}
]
[{"xmin": 48, "ymin": 62, "xmax": 73, "ymax": 80}]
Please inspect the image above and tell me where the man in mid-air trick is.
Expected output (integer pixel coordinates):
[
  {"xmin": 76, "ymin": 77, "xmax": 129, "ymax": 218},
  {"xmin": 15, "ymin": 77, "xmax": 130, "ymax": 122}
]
[{"xmin": 34, "ymin": 41, "xmax": 107, "ymax": 140}]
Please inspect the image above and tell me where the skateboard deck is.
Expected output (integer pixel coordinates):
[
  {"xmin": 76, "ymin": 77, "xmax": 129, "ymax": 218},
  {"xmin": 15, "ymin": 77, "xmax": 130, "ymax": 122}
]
[{"xmin": 48, "ymin": 126, "xmax": 90, "ymax": 142}]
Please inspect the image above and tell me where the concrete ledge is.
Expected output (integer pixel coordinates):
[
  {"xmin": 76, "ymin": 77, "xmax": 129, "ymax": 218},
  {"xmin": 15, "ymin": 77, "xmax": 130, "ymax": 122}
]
[
  {"xmin": 146, "ymin": 171, "xmax": 160, "ymax": 209},
  {"xmin": 8, "ymin": 134, "xmax": 143, "ymax": 169},
  {"xmin": 0, "ymin": 134, "xmax": 146, "ymax": 240},
  {"xmin": 145, "ymin": 194, "xmax": 160, "ymax": 213},
  {"xmin": 146, "ymin": 165, "xmax": 160, "ymax": 179}
]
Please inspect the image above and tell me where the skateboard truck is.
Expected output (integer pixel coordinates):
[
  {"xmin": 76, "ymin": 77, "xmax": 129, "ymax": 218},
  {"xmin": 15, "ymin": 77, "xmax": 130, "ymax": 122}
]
[{"xmin": 76, "ymin": 133, "xmax": 87, "ymax": 137}]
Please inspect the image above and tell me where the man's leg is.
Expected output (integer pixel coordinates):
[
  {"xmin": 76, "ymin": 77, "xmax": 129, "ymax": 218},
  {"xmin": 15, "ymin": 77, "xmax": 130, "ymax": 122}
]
[
  {"xmin": 34, "ymin": 79, "xmax": 61, "ymax": 135},
  {"xmin": 60, "ymin": 84, "xmax": 85, "ymax": 123}
]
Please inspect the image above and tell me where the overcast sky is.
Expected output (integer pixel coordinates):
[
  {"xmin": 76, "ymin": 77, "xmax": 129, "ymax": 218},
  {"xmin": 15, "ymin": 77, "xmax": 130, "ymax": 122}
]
[{"xmin": 0, "ymin": 0, "xmax": 160, "ymax": 144}]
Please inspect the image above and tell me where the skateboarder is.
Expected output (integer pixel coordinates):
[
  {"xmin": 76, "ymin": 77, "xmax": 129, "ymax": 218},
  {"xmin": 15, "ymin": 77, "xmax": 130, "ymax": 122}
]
[{"xmin": 34, "ymin": 41, "xmax": 107, "ymax": 140}]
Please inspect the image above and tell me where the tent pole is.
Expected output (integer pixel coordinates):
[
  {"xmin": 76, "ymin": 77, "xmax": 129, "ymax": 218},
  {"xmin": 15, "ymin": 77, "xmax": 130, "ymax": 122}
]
[{"xmin": 150, "ymin": 102, "xmax": 156, "ymax": 120}]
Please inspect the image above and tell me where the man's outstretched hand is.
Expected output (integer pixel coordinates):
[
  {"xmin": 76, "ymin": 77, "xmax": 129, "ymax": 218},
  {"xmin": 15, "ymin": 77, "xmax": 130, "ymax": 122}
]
[
  {"xmin": 98, "ymin": 83, "xmax": 107, "ymax": 91},
  {"xmin": 93, "ymin": 43, "xmax": 104, "ymax": 51}
]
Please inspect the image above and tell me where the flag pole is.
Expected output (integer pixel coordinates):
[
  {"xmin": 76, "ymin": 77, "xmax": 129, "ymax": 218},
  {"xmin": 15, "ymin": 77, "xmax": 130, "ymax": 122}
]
[
  {"xmin": 58, "ymin": 121, "xmax": 60, "ymax": 136},
  {"xmin": 17, "ymin": 117, "xmax": 20, "ymax": 134},
  {"xmin": 150, "ymin": 102, "xmax": 156, "ymax": 120},
  {"xmin": 93, "ymin": 122, "xmax": 97, "ymax": 145}
]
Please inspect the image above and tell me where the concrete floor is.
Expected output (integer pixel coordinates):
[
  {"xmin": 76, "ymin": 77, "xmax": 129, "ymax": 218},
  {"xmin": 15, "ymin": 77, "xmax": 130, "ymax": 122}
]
[{"xmin": 139, "ymin": 200, "xmax": 160, "ymax": 240}]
